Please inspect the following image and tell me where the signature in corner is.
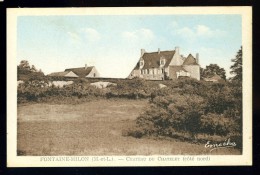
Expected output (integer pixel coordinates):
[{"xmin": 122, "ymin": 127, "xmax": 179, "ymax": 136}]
[{"xmin": 205, "ymin": 138, "xmax": 236, "ymax": 152}]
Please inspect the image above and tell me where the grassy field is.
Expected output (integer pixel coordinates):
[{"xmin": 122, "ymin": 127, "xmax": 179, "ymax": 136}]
[{"xmin": 17, "ymin": 99, "xmax": 240, "ymax": 156}]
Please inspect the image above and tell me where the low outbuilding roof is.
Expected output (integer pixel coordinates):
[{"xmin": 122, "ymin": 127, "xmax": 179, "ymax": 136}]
[{"xmin": 65, "ymin": 66, "xmax": 94, "ymax": 78}]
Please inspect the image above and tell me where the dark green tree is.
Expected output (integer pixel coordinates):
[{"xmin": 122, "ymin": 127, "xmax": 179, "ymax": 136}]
[
  {"xmin": 201, "ymin": 64, "xmax": 226, "ymax": 80},
  {"xmin": 18, "ymin": 60, "xmax": 30, "ymax": 70},
  {"xmin": 30, "ymin": 65, "xmax": 37, "ymax": 72},
  {"xmin": 17, "ymin": 60, "xmax": 45, "ymax": 81},
  {"xmin": 230, "ymin": 46, "xmax": 242, "ymax": 82}
]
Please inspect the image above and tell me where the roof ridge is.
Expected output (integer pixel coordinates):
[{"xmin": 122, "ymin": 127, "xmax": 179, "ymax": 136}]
[
  {"xmin": 66, "ymin": 66, "xmax": 94, "ymax": 69},
  {"xmin": 144, "ymin": 50, "xmax": 175, "ymax": 54}
]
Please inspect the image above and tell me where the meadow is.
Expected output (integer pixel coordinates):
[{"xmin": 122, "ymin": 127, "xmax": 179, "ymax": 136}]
[{"xmin": 17, "ymin": 99, "xmax": 240, "ymax": 156}]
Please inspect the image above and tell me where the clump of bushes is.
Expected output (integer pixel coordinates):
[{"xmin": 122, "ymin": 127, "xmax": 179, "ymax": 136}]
[
  {"xmin": 125, "ymin": 79, "xmax": 242, "ymax": 146},
  {"xmin": 18, "ymin": 79, "xmax": 106, "ymax": 103},
  {"xmin": 18, "ymin": 78, "xmax": 159, "ymax": 103},
  {"xmin": 106, "ymin": 78, "xmax": 158, "ymax": 99},
  {"xmin": 18, "ymin": 80, "xmax": 49, "ymax": 103}
]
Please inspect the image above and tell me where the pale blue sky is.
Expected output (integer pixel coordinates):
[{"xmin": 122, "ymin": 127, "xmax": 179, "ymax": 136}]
[{"xmin": 17, "ymin": 15, "xmax": 241, "ymax": 78}]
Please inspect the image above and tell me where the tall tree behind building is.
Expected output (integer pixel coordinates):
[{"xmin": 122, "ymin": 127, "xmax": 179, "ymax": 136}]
[
  {"xmin": 230, "ymin": 46, "xmax": 242, "ymax": 83},
  {"xmin": 201, "ymin": 64, "xmax": 226, "ymax": 80}
]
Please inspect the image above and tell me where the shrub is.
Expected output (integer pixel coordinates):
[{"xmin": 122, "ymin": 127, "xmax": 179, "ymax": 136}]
[
  {"xmin": 17, "ymin": 80, "xmax": 49, "ymax": 103},
  {"xmin": 122, "ymin": 126, "xmax": 146, "ymax": 138},
  {"xmin": 128, "ymin": 80, "xmax": 242, "ymax": 142},
  {"xmin": 108, "ymin": 78, "xmax": 157, "ymax": 99},
  {"xmin": 200, "ymin": 113, "xmax": 234, "ymax": 136},
  {"xmin": 17, "ymin": 78, "xmax": 107, "ymax": 103},
  {"xmin": 133, "ymin": 94, "xmax": 205, "ymax": 139}
]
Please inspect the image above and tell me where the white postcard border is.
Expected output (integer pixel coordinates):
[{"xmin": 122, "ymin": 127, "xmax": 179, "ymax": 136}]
[{"xmin": 7, "ymin": 7, "xmax": 252, "ymax": 167}]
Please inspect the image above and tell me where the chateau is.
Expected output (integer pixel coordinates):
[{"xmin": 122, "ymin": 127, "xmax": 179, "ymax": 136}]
[{"xmin": 128, "ymin": 47, "xmax": 200, "ymax": 80}]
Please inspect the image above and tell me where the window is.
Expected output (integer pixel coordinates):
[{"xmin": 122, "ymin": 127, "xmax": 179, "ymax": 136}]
[
  {"xmin": 140, "ymin": 60, "xmax": 144, "ymax": 68},
  {"xmin": 160, "ymin": 58, "xmax": 165, "ymax": 66}
]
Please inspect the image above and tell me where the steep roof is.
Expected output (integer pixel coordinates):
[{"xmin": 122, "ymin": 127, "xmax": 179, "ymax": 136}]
[
  {"xmin": 48, "ymin": 71, "xmax": 71, "ymax": 77},
  {"xmin": 134, "ymin": 50, "xmax": 175, "ymax": 70},
  {"xmin": 168, "ymin": 66, "xmax": 187, "ymax": 79},
  {"xmin": 65, "ymin": 66, "xmax": 94, "ymax": 78},
  {"xmin": 183, "ymin": 54, "xmax": 198, "ymax": 65}
]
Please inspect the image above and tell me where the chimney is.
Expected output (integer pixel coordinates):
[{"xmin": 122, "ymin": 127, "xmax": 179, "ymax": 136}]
[
  {"xmin": 158, "ymin": 48, "xmax": 160, "ymax": 54},
  {"xmin": 141, "ymin": 49, "xmax": 146, "ymax": 57},
  {"xmin": 85, "ymin": 64, "xmax": 88, "ymax": 70},
  {"xmin": 196, "ymin": 53, "xmax": 199, "ymax": 64},
  {"xmin": 175, "ymin": 46, "xmax": 179, "ymax": 55}
]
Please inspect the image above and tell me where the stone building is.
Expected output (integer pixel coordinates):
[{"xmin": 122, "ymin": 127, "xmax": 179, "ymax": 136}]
[
  {"xmin": 48, "ymin": 64, "xmax": 100, "ymax": 78},
  {"xmin": 128, "ymin": 47, "xmax": 200, "ymax": 80},
  {"xmin": 65, "ymin": 64, "xmax": 100, "ymax": 78}
]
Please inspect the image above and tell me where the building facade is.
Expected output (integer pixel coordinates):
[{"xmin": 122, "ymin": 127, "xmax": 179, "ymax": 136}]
[
  {"xmin": 128, "ymin": 47, "xmax": 200, "ymax": 80},
  {"xmin": 48, "ymin": 64, "xmax": 100, "ymax": 78},
  {"xmin": 65, "ymin": 64, "xmax": 100, "ymax": 78}
]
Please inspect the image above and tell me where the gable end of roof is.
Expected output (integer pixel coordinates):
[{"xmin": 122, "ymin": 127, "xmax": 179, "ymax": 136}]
[
  {"xmin": 183, "ymin": 54, "xmax": 199, "ymax": 65},
  {"xmin": 64, "ymin": 66, "xmax": 94, "ymax": 77}
]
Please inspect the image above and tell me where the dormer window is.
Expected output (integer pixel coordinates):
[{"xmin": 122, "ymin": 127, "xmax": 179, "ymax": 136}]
[
  {"xmin": 160, "ymin": 57, "xmax": 166, "ymax": 67},
  {"xmin": 160, "ymin": 60, "xmax": 164, "ymax": 65},
  {"xmin": 139, "ymin": 59, "xmax": 144, "ymax": 69}
]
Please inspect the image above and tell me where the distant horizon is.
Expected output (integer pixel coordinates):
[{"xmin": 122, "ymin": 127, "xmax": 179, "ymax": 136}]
[{"xmin": 17, "ymin": 15, "xmax": 242, "ymax": 78}]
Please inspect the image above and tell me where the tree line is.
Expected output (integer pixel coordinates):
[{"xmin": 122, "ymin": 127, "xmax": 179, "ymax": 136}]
[{"xmin": 200, "ymin": 46, "xmax": 242, "ymax": 82}]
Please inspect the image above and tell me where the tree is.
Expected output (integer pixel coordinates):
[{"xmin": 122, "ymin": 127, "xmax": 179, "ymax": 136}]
[
  {"xmin": 17, "ymin": 60, "xmax": 45, "ymax": 81},
  {"xmin": 230, "ymin": 46, "xmax": 242, "ymax": 82},
  {"xmin": 18, "ymin": 60, "xmax": 30, "ymax": 70},
  {"xmin": 30, "ymin": 65, "xmax": 37, "ymax": 72},
  {"xmin": 201, "ymin": 64, "xmax": 226, "ymax": 80}
]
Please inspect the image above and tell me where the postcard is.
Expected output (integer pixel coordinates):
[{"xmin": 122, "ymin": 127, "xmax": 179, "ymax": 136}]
[{"xmin": 7, "ymin": 7, "xmax": 252, "ymax": 167}]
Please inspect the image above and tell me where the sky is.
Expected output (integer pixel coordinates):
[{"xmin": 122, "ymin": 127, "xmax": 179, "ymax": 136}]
[{"xmin": 17, "ymin": 15, "xmax": 241, "ymax": 78}]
